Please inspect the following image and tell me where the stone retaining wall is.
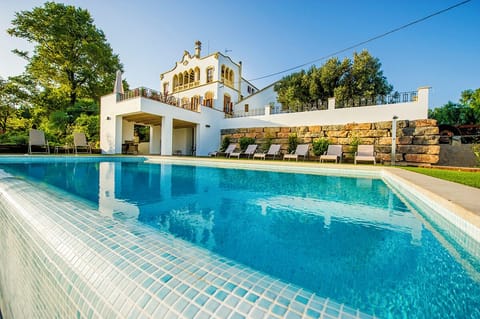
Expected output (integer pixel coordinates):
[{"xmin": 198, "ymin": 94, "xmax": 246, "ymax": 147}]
[{"xmin": 221, "ymin": 119, "xmax": 440, "ymax": 164}]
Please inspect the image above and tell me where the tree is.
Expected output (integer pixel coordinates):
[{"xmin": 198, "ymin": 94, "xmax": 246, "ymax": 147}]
[
  {"xmin": 8, "ymin": 2, "xmax": 123, "ymax": 107},
  {"xmin": 0, "ymin": 76, "xmax": 34, "ymax": 134},
  {"xmin": 274, "ymin": 50, "xmax": 393, "ymax": 110},
  {"xmin": 334, "ymin": 50, "xmax": 392, "ymax": 104},
  {"xmin": 428, "ymin": 88, "xmax": 480, "ymax": 125},
  {"xmin": 461, "ymin": 88, "xmax": 480, "ymax": 115}
]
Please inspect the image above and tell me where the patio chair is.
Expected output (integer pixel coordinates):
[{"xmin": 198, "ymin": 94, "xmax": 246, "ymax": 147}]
[
  {"xmin": 283, "ymin": 144, "xmax": 309, "ymax": 161},
  {"xmin": 230, "ymin": 144, "xmax": 258, "ymax": 159},
  {"xmin": 354, "ymin": 145, "xmax": 376, "ymax": 165},
  {"xmin": 319, "ymin": 145, "xmax": 343, "ymax": 163},
  {"xmin": 28, "ymin": 129, "xmax": 50, "ymax": 154},
  {"xmin": 209, "ymin": 143, "xmax": 237, "ymax": 157},
  {"xmin": 253, "ymin": 144, "xmax": 281, "ymax": 160},
  {"xmin": 73, "ymin": 132, "xmax": 92, "ymax": 154}
]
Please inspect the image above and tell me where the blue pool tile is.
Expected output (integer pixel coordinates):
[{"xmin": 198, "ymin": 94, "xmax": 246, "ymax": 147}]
[
  {"xmin": 272, "ymin": 305, "xmax": 287, "ymax": 316},
  {"xmin": 246, "ymin": 293, "xmax": 259, "ymax": 303},
  {"xmin": 306, "ymin": 308, "xmax": 321, "ymax": 318},
  {"xmin": 230, "ymin": 313, "xmax": 245, "ymax": 319},
  {"xmin": 215, "ymin": 290, "xmax": 228, "ymax": 301},
  {"xmin": 194, "ymin": 293, "xmax": 208, "ymax": 307},
  {"xmin": 205, "ymin": 285, "xmax": 217, "ymax": 295},
  {"xmin": 258, "ymin": 298, "xmax": 272, "ymax": 310},
  {"xmin": 234, "ymin": 287, "xmax": 248, "ymax": 297},
  {"xmin": 295, "ymin": 294, "xmax": 309, "ymax": 305}
]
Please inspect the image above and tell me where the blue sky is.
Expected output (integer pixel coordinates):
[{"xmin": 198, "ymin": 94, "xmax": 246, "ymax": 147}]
[{"xmin": 1, "ymin": 0, "xmax": 479, "ymax": 108}]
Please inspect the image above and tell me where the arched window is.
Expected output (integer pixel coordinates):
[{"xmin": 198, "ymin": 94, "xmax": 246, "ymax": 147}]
[
  {"xmin": 229, "ymin": 69, "xmax": 234, "ymax": 85},
  {"xmin": 173, "ymin": 75, "xmax": 178, "ymax": 91},
  {"xmin": 204, "ymin": 91, "xmax": 214, "ymax": 107},
  {"xmin": 206, "ymin": 67, "xmax": 213, "ymax": 83},
  {"xmin": 183, "ymin": 71, "xmax": 189, "ymax": 85},
  {"xmin": 178, "ymin": 73, "xmax": 184, "ymax": 86},
  {"xmin": 223, "ymin": 94, "xmax": 232, "ymax": 114},
  {"xmin": 191, "ymin": 95, "xmax": 200, "ymax": 110},
  {"xmin": 194, "ymin": 67, "xmax": 200, "ymax": 82},
  {"xmin": 189, "ymin": 69, "xmax": 195, "ymax": 83},
  {"xmin": 181, "ymin": 97, "xmax": 190, "ymax": 108},
  {"xmin": 221, "ymin": 65, "xmax": 226, "ymax": 82}
]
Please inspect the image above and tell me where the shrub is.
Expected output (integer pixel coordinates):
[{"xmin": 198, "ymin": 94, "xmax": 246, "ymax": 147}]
[
  {"xmin": 312, "ymin": 138, "xmax": 330, "ymax": 156},
  {"xmin": 350, "ymin": 134, "xmax": 360, "ymax": 151},
  {"xmin": 239, "ymin": 136, "xmax": 255, "ymax": 151},
  {"xmin": 287, "ymin": 133, "xmax": 298, "ymax": 153},
  {"xmin": 220, "ymin": 136, "xmax": 231, "ymax": 151},
  {"xmin": 263, "ymin": 134, "xmax": 273, "ymax": 152}
]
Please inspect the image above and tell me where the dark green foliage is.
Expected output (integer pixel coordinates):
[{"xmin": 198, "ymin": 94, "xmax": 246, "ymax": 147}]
[
  {"xmin": 274, "ymin": 50, "xmax": 392, "ymax": 111},
  {"xmin": 239, "ymin": 137, "xmax": 255, "ymax": 151},
  {"xmin": 312, "ymin": 138, "xmax": 330, "ymax": 156},
  {"xmin": 2, "ymin": 2, "xmax": 126, "ymax": 147},
  {"xmin": 428, "ymin": 88, "xmax": 480, "ymax": 125},
  {"xmin": 263, "ymin": 134, "xmax": 273, "ymax": 152},
  {"xmin": 220, "ymin": 136, "xmax": 231, "ymax": 151},
  {"xmin": 287, "ymin": 133, "xmax": 298, "ymax": 153}
]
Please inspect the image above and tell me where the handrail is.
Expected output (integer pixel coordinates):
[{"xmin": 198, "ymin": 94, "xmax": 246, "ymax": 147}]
[{"xmin": 117, "ymin": 87, "xmax": 200, "ymax": 112}]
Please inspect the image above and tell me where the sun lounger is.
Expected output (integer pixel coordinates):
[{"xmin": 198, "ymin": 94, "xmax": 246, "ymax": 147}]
[
  {"xmin": 230, "ymin": 144, "xmax": 258, "ymax": 159},
  {"xmin": 354, "ymin": 145, "xmax": 376, "ymax": 165},
  {"xmin": 283, "ymin": 144, "xmax": 309, "ymax": 161},
  {"xmin": 253, "ymin": 144, "xmax": 281, "ymax": 160},
  {"xmin": 28, "ymin": 129, "xmax": 50, "ymax": 154},
  {"xmin": 73, "ymin": 132, "xmax": 92, "ymax": 154},
  {"xmin": 209, "ymin": 143, "xmax": 237, "ymax": 157},
  {"xmin": 319, "ymin": 145, "xmax": 342, "ymax": 163}
]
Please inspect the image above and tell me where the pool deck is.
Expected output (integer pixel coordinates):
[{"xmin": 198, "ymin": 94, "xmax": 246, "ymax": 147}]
[{"xmin": 147, "ymin": 156, "xmax": 480, "ymax": 230}]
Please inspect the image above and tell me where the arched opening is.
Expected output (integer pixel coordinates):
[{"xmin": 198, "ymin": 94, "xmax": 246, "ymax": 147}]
[
  {"xmin": 194, "ymin": 67, "xmax": 200, "ymax": 82},
  {"xmin": 189, "ymin": 69, "xmax": 195, "ymax": 84},
  {"xmin": 221, "ymin": 65, "xmax": 226, "ymax": 82},
  {"xmin": 204, "ymin": 91, "xmax": 214, "ymax": 108},
  {"xmin": 173, "ymin": 75, "xmax": 178, "ymax": 91},
  {"xmin": 206, "ymin": 67, "xmax": 213, "ymax": 83},
  {"xmin": 223, "ymin": 94, "xmax": 232, "ymax": 114},
  {"xmin": 178, "ymin": 73, "xmax": 184, "ymax": 86},
  {"xmin": 191, "ymin": 95, "xmax": 200, "ymax": 110}
]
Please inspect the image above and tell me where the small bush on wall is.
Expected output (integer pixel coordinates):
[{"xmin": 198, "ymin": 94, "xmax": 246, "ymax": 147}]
[
  {"xmin": 287, "ymin": 133, "xmax": 298, "ymax": 153},
  {"xmin": 220, "ymin": 136, "xmax": 231, "ymax": 151},
  {"xmin": 239, "ymin": 137, "xmax": 255, "ymax": 151},
  {"xmin": 312, "ymin": 138, "xmax": 330, "ymax": 156}
]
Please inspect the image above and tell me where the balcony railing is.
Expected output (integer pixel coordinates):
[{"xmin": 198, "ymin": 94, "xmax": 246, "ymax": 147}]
[
  {"xmin": 336, "ymin": 91, "xmax": 417, "ymax": 108},
  {"xmin": 117, "ymin": 87, "xmax": 200, "ymax": 112}
]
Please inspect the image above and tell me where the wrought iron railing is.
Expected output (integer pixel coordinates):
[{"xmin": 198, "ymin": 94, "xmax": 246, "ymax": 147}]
[
  {"xmin": 117, "ymin": 87, "xmax": 200, "ymax": 112},
  {"xmin": 271, "ymin": 101, "xmax": 329, "ymax": 115},
  {"xmin": 336, "ymin": 91, "xmax": 417, "ymax": 108}
]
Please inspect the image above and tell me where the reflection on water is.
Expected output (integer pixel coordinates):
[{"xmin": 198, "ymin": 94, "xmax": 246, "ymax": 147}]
[{"xmin": 1, "ymin": 160, "xmax": 479, "ymax": 319}]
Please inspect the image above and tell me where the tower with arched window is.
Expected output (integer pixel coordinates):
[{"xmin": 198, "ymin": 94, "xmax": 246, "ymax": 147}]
[{"xmin": 160, "ymin": 41, "xmax": 258, "ymax": 114}]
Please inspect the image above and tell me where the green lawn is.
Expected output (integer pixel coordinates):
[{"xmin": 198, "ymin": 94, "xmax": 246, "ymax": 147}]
[{"xmin": 402, "ymin": 167, "xmax": 480, "ymax": 189}]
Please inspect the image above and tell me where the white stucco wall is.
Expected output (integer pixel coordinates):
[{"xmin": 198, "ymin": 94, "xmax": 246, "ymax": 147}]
[
  {"xmin": 234, "ymin": 84, "xmax": 280, "ymax": 116},
  {"xmin": 224, "ymin": 87, "xmax": 430, "ymax": 129}
]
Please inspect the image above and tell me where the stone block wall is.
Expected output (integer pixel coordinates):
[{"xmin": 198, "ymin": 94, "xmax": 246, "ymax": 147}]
[{"xmin": 221, "ymin": 119, "xmax": 440, "ymax": 164}]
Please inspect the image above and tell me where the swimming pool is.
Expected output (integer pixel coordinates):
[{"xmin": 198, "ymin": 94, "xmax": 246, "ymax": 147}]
[{"xmin": 0, "ymin": 156, "xmax": 479, "ymax": 318}]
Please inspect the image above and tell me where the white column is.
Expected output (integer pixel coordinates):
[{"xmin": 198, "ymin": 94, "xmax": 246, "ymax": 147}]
[
  {"xmin": 328, "ymin": 97, "xmax": 336, "ymax": 110},
  {"xmin": 417, "ymin": 86, "xmax": 430, "ymax": 107},
  {"xmin": 161, "ymin": 116, "xmax": 173, "ymax": 155},
  {"xmin": 150, "ymin": 125, "xmax": 161, "ymax": 154}
]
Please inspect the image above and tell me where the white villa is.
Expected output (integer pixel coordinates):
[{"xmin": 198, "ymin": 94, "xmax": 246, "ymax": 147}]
[{"xmin": 100, "ymin": 41, "xmax": 429, "ymax": 156}]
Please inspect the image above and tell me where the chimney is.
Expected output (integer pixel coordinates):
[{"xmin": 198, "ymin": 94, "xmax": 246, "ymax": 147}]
[{"xmin": 194, "ymin": 40, "xmax": 202, "ymax": 58}]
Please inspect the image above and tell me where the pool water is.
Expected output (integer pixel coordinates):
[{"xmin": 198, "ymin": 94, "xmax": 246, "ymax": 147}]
[{"xmin": 1, "ymin": 160, "xmax": 479, "ymax": 318}]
